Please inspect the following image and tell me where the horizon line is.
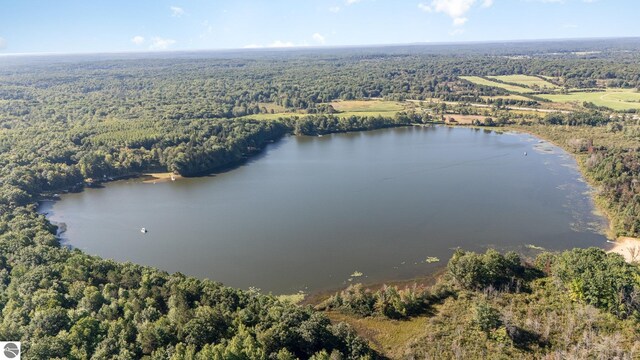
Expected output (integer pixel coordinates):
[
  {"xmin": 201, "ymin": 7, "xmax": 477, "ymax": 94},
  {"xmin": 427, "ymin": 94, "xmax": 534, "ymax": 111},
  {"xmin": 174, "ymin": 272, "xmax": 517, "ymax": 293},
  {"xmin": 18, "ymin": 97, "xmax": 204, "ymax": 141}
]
[{"xmin": 1, "ymin": 35, "xmax": 639, "ymax": 58}]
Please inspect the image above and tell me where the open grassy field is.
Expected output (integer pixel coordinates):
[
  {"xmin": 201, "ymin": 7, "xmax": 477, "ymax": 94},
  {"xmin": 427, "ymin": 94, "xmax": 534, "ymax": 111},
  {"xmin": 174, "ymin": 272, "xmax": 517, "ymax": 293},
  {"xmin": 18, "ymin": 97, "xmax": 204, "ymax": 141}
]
[
  {"xmin": 487, "ymin": 75, "xmax": 559, "ymax": 89},
  {"xmin": 329, "ymin": 99, "xmax": 406, "ymax": 112},
  {"xmin": 329, "ymin": 100, "xmax": 407, "ymax": 118},
  {"xmin": 240, "ymin": 100, "xmax": 408, "ymax": 120},
  {"xmin": 480, "ymin": 94, "xmax": 533, "ymax": 102},
  {"xmin": 237, "ymin": 112, "xmax": 302, "ymax": 120},
  {"xmin": 258, "ymin": 102, "xmax": 288, "ymax": 113},
  {"xmin": 326, "ymin": 311, "xmax": 430, "ymax": 358},
  {"xmin": 539, "ymin": 89, "xmax": 640, "ymax": 111},
  {"xmin": 460, "ymin": 76, "xmax": 533, "ymax": 93}
]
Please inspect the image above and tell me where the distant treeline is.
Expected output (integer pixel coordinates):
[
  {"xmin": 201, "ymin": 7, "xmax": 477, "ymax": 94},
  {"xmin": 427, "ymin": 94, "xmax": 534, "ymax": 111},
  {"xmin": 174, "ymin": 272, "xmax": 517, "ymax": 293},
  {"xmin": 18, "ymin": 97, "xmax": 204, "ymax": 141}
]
[{"xmin": 1, "ymin": 45, "xmax": 639, "ymax": 127}]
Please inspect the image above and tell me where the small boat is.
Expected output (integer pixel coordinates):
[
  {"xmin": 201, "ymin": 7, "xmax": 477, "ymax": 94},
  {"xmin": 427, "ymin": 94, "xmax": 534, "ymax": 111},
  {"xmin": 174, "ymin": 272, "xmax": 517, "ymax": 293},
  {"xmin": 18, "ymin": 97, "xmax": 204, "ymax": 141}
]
[
  {"xmin": 524, "ymin": 152, "xmax": 528, "ymax": 156},
  {"xmin": 141, "ymin": 227, "xmax": 148, "ymax": 233}
]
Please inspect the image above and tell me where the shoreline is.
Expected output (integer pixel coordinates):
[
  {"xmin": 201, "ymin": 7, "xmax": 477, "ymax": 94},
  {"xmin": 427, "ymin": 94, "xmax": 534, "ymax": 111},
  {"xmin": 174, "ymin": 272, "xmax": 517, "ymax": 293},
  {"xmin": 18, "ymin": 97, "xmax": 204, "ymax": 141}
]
[
  {"xmin": 141, "ymin": 172, "xmax": 182, "ymax": 184},
  {"xmin": 301, "ymin": 268, "xmax": 445, "ymax": 306},
  {"xmin": 506, "ymin": 125, "xmax": 616, "ymax": 239},
  {"xmin": 504, "ymin": 124, "xmax": 640, "ymax": 263},
  {"xmin": 606, "ymin": 237, "xmax": 640, "ymax": 262},
  {"xmin": 40, "ymin": 124, "xmax": 625, "ymax": 301}
]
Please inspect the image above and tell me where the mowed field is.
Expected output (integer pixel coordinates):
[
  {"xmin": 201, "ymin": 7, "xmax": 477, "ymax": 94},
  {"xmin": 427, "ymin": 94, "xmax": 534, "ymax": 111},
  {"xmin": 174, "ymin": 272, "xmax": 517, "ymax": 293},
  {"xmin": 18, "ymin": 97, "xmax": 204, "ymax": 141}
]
[
  {"xmin": 463, "ymin": 74, "xmax": 640, "ymax": 111},
  {"xmin": 539, "ymin": 89, "xmax": 640, "ymax": 111},
  {"xmin": 487, "ymin": 75, "xmax": 559, "ymax": 89},
  {"xmin": 459, "ymin": 76, "xmax": 533, "ymax": 93},
  {"xmin": 240, "ymin": 100, "xmax": 408, "ymax": 120},
  {"xmin": 329, "ymin": 100, "xmax": 406, "ymax": 117},
  {"xmin": 480, "ymin": 94, "xmax": 533, "ymax": 101}
]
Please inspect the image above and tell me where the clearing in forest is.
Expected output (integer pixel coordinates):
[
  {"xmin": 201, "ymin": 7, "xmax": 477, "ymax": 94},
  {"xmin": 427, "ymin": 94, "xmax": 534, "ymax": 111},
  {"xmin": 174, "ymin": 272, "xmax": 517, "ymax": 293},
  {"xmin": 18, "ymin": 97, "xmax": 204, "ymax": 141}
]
[
  {"xmin": 480, "ymin": 94, "xmax": 533, "ymax": 102},
  {"xmin": 328, "ymin": 100, "xmax": 407, "ymax": 117},
  {"xmin": 240, "ymin": 100, "xmax": 407, "ymax": 120},
  {"xmin": 539, "ymin": 89, "xmax": 640, "ymax": 111},
  {"xmin": 487, "ymin": 75, "xmax": 559, "ymax": 89},
  {"xmin": 459, "ymin": 76, "xmax": 533, "ymax": 93}
]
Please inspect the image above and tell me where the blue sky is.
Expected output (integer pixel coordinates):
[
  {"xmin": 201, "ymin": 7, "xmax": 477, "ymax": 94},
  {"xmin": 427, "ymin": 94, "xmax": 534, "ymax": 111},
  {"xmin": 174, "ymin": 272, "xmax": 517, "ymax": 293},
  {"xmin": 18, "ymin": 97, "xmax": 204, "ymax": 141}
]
[{"xmin": 0, "ymin": 0, "xmax": 637, "ymax": 54}]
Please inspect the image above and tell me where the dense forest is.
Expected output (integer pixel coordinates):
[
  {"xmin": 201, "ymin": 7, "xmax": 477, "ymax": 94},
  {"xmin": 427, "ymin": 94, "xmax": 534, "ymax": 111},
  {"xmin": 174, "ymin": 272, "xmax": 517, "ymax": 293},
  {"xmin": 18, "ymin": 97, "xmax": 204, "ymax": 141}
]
[{"xmin": 1, "ymin": 38, "xmax": 640, "ymax": 358}]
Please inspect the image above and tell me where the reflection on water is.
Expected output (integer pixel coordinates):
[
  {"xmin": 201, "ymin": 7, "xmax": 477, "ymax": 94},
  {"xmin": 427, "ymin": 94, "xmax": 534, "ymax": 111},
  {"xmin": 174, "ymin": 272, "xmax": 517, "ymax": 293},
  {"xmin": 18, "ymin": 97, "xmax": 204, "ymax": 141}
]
[{"xmin": 39, "ymin": 126, "xmax": 608, "ymax": 294}]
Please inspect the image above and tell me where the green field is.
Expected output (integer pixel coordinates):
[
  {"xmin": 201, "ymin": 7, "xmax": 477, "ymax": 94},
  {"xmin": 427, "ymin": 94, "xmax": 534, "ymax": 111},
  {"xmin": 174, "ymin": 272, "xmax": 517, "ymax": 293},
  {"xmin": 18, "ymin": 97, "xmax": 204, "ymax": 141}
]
[
  {"xmin": 460, "ymin": 76, "xmax": 533, "ymax": 93},
  {"xmin": 487, "ymin": 75, "xmax": 559, "ymax": 89},
  {"xmin": 238, "ymin": 112, "xmax": 302, "ymax": 120},
  {"xmin": 480, "ymin": 94, "xmax": 533, "ymax": 101},
  {"xmin": 240, "ymin": 100, "xmax": 407, "ymax": 120},
  {"xmin": 329, "ymin": 100, "xmax": 405, "ymax": 112},
  {"xmin": 539, "ymin": 89, "xmax": 640, "ymax": 111}
]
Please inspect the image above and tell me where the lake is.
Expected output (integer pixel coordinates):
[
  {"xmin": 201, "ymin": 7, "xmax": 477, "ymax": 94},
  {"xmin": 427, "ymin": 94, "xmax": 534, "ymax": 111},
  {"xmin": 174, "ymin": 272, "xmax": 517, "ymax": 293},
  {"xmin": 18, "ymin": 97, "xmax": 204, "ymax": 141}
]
[{"xmin": 39, "ymin": 126, "xmax": 609, "ymax": 294}]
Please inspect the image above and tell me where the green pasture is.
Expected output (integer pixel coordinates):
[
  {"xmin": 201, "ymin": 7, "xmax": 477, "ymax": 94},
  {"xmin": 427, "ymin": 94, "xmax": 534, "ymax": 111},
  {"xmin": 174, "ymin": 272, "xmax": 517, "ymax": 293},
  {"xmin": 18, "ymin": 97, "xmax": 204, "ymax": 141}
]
[
  {"xmin": 539, "ymin": 89, "xmax": 640, "ymax": 111},
  {"xmin": 487, "ymin": 75, "xmax": 559, "ymax": 89},
  {"xmin": 240, "ymin": 100, "xmax": 407, "ymax": 120},
  {"xmin": 459, "ymin": 76, "xmax": 533, "ymax": 93}
]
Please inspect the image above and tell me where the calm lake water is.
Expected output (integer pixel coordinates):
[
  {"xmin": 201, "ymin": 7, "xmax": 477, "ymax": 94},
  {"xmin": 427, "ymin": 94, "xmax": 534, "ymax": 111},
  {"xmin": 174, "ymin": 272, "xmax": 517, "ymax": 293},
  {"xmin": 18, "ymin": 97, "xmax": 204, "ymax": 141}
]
[{"xmin": 39, "ymin": 126, "xmax": 609, "ymax": 294}]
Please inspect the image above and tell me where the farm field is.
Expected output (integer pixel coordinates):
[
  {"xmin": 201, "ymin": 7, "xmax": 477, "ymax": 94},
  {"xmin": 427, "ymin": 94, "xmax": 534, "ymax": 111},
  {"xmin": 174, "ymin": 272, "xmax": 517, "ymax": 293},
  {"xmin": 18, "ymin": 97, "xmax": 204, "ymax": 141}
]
[
  {"xmin": 240, "ymin": 100, "xmax": 408, "ymax": 120},
  {"xmin": 329, "ymin": 100, "xmax": 406, "ymax": 112},
  {"xmin": 238, "ymin": 112, "xmax": 302, "ymax": 120},
  {"xmin": 539, "ymin": 89, "xmax": 640, "ymax": 111},
  {"xmin": 329, "ymin": 100, "xmax": 408, "ymax": 117},
  {"xmin": 480, "ymin": 94, "xmax": 533, "ymax": 101},
  {"xmin": 487, "ymin": 74, "xmax": 559, "ymax": 89},
  {"xmin": 459, "ymin": 76, "xmax": 533, "ymax": 93}
]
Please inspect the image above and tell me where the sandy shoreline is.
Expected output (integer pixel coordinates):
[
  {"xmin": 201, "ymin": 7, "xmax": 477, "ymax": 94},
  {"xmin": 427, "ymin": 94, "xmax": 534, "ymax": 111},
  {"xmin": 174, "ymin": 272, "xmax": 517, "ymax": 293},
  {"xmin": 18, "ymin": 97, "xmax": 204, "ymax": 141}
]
[
  {"xmin": 607, "ymin": 237, "xmax": 640, "ymax": 263},
  {"xmin": 141, "ymin": 172, "xmax": 182, "ymax": 184}
]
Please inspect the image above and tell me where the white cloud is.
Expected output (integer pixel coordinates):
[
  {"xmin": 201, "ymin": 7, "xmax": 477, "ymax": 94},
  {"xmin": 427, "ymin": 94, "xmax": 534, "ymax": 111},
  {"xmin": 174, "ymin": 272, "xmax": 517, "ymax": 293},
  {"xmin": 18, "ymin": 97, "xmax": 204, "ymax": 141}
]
[
  {"xmin": 346, "ymin": 0, "xmax": 361, "ymax": 4},
  {"xmin": 526, "ymin": 0, "xmax": 599, "ymax": 4},
  {"xmin": 243, "ymin": 44, "xmax": 263, "ymax": 49},
  {"xmin": 269, "ymin": 40, "xmax": 295, "ymax": 48},
  {"xmin": 149, "ymin": 37, "xmax": 176, "ymax": 50},
  {"xmin": 453, "ymin": 17, "xmax": 468, "ymax": 25},
  {"xmin": 419, "ymin": 0, "xmax": 475, "ymax": 18},
  {"xmin": 418, "ymin": 0, "xmax": 493, "ymax": 26},
  {"xmin": 0, "ymin": 37, "xmax": 6, "ymax": 50},
  {"xmin": 312, "ymin": 33, "xmax": 326, "ymax": 44},
  {"xmin": 329, "ymin": 6, "xmax": 341, "ymax": 12},
  {"xmin": 170, "ymin": 6, "xmax": 184, "ymax": 17},
  {"xmin": 131, "ymin": 36, "xmax": 145, "ymax": 45},
  {"xmin": 418, "ymin": 3, "xmax": 432, "ymax": 12},
  {"xmin": 200, "ymin": 21, "xmax": 214, "ymax": 39}
]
